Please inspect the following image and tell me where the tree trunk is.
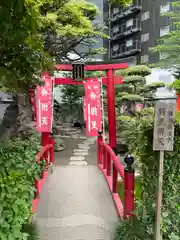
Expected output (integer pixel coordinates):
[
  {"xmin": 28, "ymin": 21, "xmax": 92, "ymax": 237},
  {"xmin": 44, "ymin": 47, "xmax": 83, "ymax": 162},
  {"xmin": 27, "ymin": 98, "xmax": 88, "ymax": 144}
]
[
  {"xmin": 16, "ymin": 94, "xmax": 36, "ymax": 135},
  {"xmin": 0, "ymin": 94, "xmax": 36, "ymax": 142},
  {"xmin": 0, "ymin": 96, "xmax": 19, "ymax": 141}
]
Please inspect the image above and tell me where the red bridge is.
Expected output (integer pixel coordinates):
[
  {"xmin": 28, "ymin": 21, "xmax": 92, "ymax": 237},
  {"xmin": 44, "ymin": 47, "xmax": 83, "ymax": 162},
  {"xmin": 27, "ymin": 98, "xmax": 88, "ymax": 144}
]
[{"xmin": 30, "ymin": 62, "xmax": 135, "ymax": 239}]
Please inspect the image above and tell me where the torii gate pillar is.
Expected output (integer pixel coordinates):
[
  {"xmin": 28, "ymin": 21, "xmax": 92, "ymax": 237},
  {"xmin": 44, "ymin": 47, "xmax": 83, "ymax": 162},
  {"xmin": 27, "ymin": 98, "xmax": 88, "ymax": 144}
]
[{"xmin": 107, "ymin": 69, "xmax": 117, "ymax": 151}]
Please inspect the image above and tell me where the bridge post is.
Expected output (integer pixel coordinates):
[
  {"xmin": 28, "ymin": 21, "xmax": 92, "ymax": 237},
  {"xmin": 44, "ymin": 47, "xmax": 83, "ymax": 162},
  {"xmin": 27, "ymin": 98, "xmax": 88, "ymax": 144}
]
[
  {"xmin": 41, "ymin": 132, "xmax": 50, "ymax": 169},
  {"xmin": 106, "ymin": 69, "xmax": 117, "ymax": 153},
  {"xmin": 177, "ymin": 93, "xmax": 180, "ymax": 111},
  {"xmin": 97, "ymin": 131, "xmax": 103, "ymax": 165},
  {"xmin": 124, "ymin": 154, "xmax": 135, "ymax": 218},
  {"xmin": 49, "ymin": 134, "xmax": 55, "ymax": 165}
]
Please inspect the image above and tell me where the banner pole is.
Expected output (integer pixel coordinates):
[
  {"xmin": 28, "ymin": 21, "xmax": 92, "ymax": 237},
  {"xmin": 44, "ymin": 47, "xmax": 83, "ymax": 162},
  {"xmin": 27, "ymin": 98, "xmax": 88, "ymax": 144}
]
[{"xmin": 100, "ymin": 77, "xmax": 105, "ymax": 139}]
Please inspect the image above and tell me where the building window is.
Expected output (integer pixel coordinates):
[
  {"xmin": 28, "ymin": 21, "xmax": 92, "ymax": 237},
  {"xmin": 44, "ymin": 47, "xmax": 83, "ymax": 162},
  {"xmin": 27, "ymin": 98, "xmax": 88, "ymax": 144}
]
[
  {"xmin": 113, "ymin": 25, "xmax": 119, "ymax": 33},
  {"xmin": 141, "ymin": 11, "xmax": 150, "ymax": 21},
  {"xmin": 113, "ymin": 44, "xmax": 119, "ymax": 51},
  {"xmin": 160, "ymin": 3, "xmax": 170, "ymax": 13},
  {"xmin": 141, "ymin": 33, "xmax": 149, "ymax": 42},
  {"xmin": 126, "ymin": 39, "xmax": 133, "ymax": 47},
  {"xmin": 113, "ymin": 7, "xmax": 119, "ymax": 14},
  {"xmin": 160, "ymin": 26, "xmax": 170, "ymax": 37},
  {"xmin": 141, "ymin": 55, "xmax": 149, "ymax": 63},
  {"xmin": 126, "ymin": 19, "xmax": 133, "ymax": 28}
]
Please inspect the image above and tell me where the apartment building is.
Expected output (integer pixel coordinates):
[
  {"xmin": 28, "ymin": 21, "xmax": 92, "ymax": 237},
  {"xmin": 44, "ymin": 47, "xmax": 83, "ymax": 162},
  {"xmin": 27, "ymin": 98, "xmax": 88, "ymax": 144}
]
[{"xmin": 103, "ymin": 0, "xmax": 172, "ymax": 65}]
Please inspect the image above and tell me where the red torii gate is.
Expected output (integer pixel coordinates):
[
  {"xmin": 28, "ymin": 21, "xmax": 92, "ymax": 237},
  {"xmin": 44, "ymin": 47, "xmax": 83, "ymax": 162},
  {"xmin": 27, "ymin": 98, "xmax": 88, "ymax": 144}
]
[
  {"xmin": 55, "ymin": 61, "xmax": 128, "ymax": 152},
  {"xmin": 30, "ymin": 61, "xmax": 136, "ymax": 218}
]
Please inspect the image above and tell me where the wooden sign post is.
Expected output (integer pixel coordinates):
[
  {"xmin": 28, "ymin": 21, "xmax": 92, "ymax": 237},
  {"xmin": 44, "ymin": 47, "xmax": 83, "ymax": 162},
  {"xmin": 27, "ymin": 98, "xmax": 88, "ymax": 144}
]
[{"xmin": 153, "ymin": 100, "xmax": 176, "ymax": 240}]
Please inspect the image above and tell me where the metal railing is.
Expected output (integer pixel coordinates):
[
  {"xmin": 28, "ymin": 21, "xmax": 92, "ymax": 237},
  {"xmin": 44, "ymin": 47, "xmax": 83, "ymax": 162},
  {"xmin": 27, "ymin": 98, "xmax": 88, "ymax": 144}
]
[
  {"xmin": 111, "ymin": 0, "xmax": 142, "ymax": 21},
  {"xmin": 97, "ymin": 132, "xmax": 135, "ymax": 219},
  {"xmin": 111, "ymin": 18, "xmax": 141, "ymax": 39},
  {"xmin": 111, "ymin": 40, "xmax": 141, "ymax": 58}
]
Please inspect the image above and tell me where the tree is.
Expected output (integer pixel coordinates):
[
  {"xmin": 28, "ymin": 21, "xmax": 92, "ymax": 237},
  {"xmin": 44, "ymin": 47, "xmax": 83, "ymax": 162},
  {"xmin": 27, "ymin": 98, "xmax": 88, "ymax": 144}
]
[
  {"xmin": 47, "ymin": 0, "xmax": 132, "ymax": 61},
  {"xmin": 114, "ymin": 65, "xmax": 165, "ymax": 144},
  {"xmin": 150, "ymin": 1, "xmax": 180, "ymax": 70},
  {"xmin": 115, "ymin": 65, "xmax": 164, "ymax": 111},
  {"xmin": 0, "ymin": 0, "xmax": 106, "ymax": 139},
  {"xmin": 0, "ymin": 0, "xmax": 133, "ymax": 140},
  {"xmin": 0, "ymin": 0, "xmax": 52, "ymax": 140}
]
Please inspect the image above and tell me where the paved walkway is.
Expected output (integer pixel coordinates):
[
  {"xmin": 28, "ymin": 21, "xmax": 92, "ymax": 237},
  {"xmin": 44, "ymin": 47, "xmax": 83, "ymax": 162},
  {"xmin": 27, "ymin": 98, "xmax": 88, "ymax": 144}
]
[{"xmin": 36, "ymin": 137, "xmax": 118, "ymax": 240}]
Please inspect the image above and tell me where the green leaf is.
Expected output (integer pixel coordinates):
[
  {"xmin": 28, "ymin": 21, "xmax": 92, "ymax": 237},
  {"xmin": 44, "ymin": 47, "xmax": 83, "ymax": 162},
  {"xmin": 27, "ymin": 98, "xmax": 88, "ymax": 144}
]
[
  {"xmin": 169, "ymin": 233, "xmax": 180, "ymax": 240},
  {"xmin": 0, "ymin": 231, "xmax": 6, "ymax": 240}
]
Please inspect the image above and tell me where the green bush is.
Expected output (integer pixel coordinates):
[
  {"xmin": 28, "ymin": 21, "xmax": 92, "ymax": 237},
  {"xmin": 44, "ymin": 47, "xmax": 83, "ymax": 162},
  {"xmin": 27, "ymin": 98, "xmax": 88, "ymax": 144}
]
[
  {"xmin": 22, "ymin": 222, "xmax": 40, "ymax": 240},
  {"xmin": 0, "ymin": 135, "xmax": 43, "ymax": 239},
  {"xmin": 114, "ymin": 109, "xmax": 180, "ymax": 240}
]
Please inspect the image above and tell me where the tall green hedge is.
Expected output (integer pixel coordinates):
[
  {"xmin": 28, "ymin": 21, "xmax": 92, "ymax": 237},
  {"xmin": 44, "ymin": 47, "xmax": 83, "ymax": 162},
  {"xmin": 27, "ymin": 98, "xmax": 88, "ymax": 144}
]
[
  {"xmin": 113, "ymin": 109, "xmax": 180, "ymax": 240},
  {"xmin": 0, "ymin": 135, "xmax": 43, "ymax": 239}
]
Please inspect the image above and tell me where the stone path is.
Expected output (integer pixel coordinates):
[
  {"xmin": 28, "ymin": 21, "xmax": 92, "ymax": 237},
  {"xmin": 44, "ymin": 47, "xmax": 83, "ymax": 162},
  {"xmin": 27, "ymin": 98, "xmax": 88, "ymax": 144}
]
[
  {"xmin": 36, "ymin": 137, "xmax": 118, "ymax": 240},
  {"xmin": 67, "ymin": 137, "xmax": 96, "ymax": 166}
]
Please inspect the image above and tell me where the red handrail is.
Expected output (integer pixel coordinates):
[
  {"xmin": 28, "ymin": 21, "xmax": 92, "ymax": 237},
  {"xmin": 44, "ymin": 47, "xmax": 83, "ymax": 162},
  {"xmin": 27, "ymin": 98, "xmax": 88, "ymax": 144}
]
[
  {"xmin": 97, "ymin": 133, "xmax": 135, "ymax": 220},
  {"xmin": 35, "ymin": 144, "xmax": 53, "ymax": 162},
  {"xmin": 102, "ymin": 142, "xmax": 124, "ymax": 179},
  {"xmin": 33, "ymin": 137, "xmax": 55, "ymax": 199}
]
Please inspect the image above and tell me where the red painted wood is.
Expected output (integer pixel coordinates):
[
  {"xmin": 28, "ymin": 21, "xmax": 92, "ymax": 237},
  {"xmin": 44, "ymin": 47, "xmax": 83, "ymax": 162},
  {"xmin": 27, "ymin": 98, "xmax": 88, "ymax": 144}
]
[
  {"xmin": 34, "ymin": 180, "xmax": 39, "ymax": 198},
  {"xmin": 32, "ymin": 198, "xmax": 39, "ymax": 213},
  {"xmin": 49, "ymin": 137, "xmax": 55, "ymax": 165},
  {"xmin": 124, "ymin": 170, "xmax": 135, "ymax": 217},
  {"xmin": 101, "ymin": 142, "xmax": 124, "ymax": 179},
  {"xmin": 97, "ymin": 134, "xmax": 103, "ymax": 165},
  {"xmin": 41, "ymin": 133, "xmax": 50, "ymax": 167},
  {"xmin": 176, "ymin": 93, "xmax": 180, "ymax": 111},
  {"xmin": 103, "ymin": 147, "xmax": 107, "ymax": 170},
  {"xmin": 106, "ymin": 152, "xmax": 111, "ymax": 177},
  {"xmin": 98, "ymin": 164, "xmax": 124, "ymax": 220},
  {"xmin": 112, "ymin": 163, "xmax": 118, "ymax": 193},
  {"xmin": 107, "ymin": 69, "xmax": 117, "ymax": 148},
  {"xmin": 32, "ymin": 171, "xmax": 49, "ymax": 213},
  {"xmin": 56, "ymin": 63, "xmax": 128, "ymax": 71},
  {"xmin": 54, "ymin": 76, "xmax": 124, "ymax": 85}
]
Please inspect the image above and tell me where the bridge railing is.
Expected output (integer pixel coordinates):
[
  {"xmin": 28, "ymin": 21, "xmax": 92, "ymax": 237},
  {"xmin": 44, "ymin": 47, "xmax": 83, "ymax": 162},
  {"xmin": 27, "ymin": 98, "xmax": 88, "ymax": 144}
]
[
  {"xmin": 97, "ymin": 132, "xmax": 135, "ymax": 219},
  {"xmin": 32, "ymin": 136, "xmax": 55, "ymax": 213}
]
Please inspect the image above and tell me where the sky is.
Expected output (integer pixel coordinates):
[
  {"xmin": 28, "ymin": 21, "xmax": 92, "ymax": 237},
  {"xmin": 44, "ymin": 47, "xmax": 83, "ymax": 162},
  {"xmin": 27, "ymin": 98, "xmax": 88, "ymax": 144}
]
[{"xmin": 146, "ymin": 68, "xmax": 176, "ymax": 98}]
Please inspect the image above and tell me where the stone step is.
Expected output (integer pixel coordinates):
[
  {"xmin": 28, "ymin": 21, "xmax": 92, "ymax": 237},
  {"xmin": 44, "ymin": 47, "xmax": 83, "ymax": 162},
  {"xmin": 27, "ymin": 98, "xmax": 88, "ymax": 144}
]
[
  {"xmin": 68, "ymin": 161, "xmax": 88, "ymax": 166},
  {"xmin": 74, "ymin": 149, "xmax": 88, "ymax": 153},
  {"xmin": 70, "ymin": 156, "xmax": 85, "ymax": 161},
  {"xmin": 55, "ymin": 128, "xmax": 78, "ymax": 132},
  {"xmin": 56, "ymin": 136, "xmax": 86, "ymax": 140},
  {"xmin": 73, "ymin": 152, "xmax": 89, "ymax": 156}
]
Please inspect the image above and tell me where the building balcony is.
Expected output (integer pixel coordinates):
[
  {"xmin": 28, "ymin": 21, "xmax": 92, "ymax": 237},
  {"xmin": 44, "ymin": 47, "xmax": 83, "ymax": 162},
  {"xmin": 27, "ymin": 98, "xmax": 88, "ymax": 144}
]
[
  {"xmin": 111, "ymin": 0, "xmax": 142, "ymax": 22},
  {"xmin": 111, "ymin": 40, "xmax": 141, "ymax": 58},
  {"xmin": 111, "ymin": 19, "xmax": 141, "ymax": 40}
]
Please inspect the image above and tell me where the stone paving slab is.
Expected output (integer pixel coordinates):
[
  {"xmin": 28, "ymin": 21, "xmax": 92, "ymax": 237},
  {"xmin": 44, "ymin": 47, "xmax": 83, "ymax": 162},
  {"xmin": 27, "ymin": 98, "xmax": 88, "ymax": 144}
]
[
  {"xmin": 55, "ymin": 138, "xmax": 84, "ymax": 166},
  {"xmin": 36, "ymin": 166, "xmax": 118, "ymax": 240},
  {"xmin": 84, "ymin": 143, "xmax": 97, "ymax": 165}
]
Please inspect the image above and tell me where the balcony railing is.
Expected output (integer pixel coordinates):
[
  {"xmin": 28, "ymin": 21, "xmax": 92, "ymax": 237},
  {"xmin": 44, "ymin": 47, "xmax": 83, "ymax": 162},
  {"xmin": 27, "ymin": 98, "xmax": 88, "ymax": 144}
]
[
  {"xmin": 111, "ymin": 40, "xmax": 141, "ymax": 58},
  {"xmin": 111, "ymin": 0, "xmax": 142, "ymax": 22},
  {"xmin": 111, "ymin": 19, "xmax": 141, "ymax": 40}
]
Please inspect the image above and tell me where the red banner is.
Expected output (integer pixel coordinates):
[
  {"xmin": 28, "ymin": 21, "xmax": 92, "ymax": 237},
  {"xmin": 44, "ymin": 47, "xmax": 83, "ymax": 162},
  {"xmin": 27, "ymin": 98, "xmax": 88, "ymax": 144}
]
[
  {"xmin": 135, "ymin": 103, "xmax": 143, "ymax": 111},
  {"xmin": 36, "ymin": 74, "xmax": 53, "ymax": 132},
  {"xmin": 84, "ymin": 79, "xmax": 102, "ymax": 136}
]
